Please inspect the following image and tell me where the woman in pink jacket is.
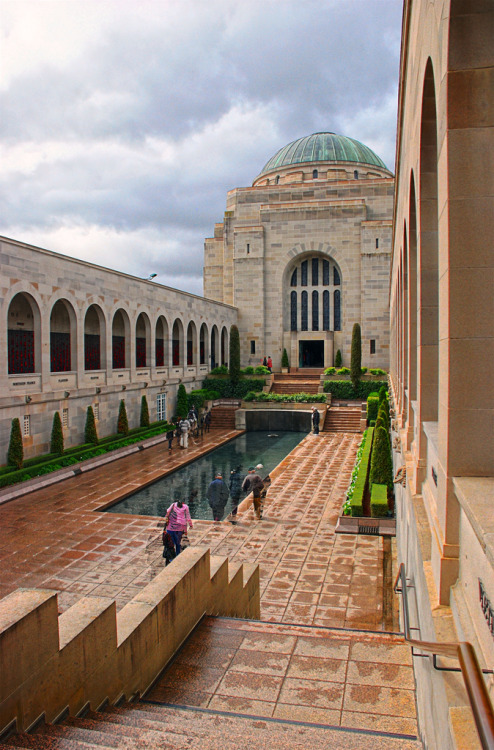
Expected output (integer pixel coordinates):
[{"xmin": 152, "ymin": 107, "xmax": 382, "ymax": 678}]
[{"xmin": 164, "ymin": 499, "xmax": 193, "ymax": 556}]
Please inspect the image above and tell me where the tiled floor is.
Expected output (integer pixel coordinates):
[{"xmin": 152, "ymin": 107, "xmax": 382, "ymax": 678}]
[
  {"xmin": 0, "ymin": 428, "xmax": 384, "ymax": 629},
  {"xmin": 146, "ymin": 617, "xmax": 417, "ymax": 737}
]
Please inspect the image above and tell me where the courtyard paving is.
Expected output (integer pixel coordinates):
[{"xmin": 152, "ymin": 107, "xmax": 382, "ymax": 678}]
[{"xmin": 0, "ymin": 428, "xmax": 386, "ymax": 630}]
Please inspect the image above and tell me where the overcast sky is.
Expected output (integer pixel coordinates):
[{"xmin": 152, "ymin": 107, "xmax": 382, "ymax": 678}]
[{"xmin": 1, "ymin": 0, "xmax": 402, "ymax": 296}]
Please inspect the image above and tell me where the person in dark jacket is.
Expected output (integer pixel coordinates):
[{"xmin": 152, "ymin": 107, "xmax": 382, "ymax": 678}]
[
  {"xmin": 242, "ymin": 466, "xmax": 264, "ymax": 520},
  {"xmin": 311, "ymin": 406, "xmax": 320, "ymax": 435},
  {"xmin": 229, "ymin": 466, "xmax": 244, "ymax": 524},
  {"xmin": 206, "ymin": 473, "xmax": 229, "ymax": 521},
  {"xmin": 166, "ymin": 427, "xmax": 175, "ymax": 452}
]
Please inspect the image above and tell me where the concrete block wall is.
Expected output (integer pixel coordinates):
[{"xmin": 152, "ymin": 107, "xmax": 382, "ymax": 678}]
[{"xmin": 0, "ymin": 546, "xmax": 260, "ymax": 734}]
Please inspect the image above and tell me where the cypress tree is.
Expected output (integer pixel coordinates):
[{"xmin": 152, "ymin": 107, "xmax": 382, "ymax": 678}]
[
  {"xmin": 7, "ymin": 418, "xmax": 24, "ymax": 469},
  {"xmin": 117, "ymin": 399, "xmax": 129, "ymax": 436},
  {"xmin": 140, "ymin": 394, "xmax": 150, "ymax": 428},
  {"xmin": 85, "ymin": 405, "xmax": 99, "ymax": 444},
  {"xmin": 335, "ymin": 349, "xmax": 342, "ymax": 367},
  {"xmin": 229, "ymin": 325, "xmax": 241, "ymax": 384},
  {"xmin": 375, "ymin": 403, "xmax": 389, "ymax": 433},
  {"xmin": 176, "ymin": 383, "xmax": 188, "ymax": 418},
  {"xmin": 281, "ymin": 348, "xmax": 289, "ymax": 368},
  {"xmin": 350, "ymin": 323, "xmax": 362, "ymax": 390},
  {"xmin": 378, "ymin": 385, "xmax": 388, "ymax": 405},
  {"xmin": 369, "ymin": 425, "xmax": 394, "ymax": 492},
  {"xmin": 50, "ymin": 411, "xmax": 64, "ymax": 455}
]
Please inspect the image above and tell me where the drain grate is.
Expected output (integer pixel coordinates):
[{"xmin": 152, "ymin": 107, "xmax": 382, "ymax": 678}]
[{"xmin": 359, "ymin": 525, "xmax": 380, "ymax": 535}]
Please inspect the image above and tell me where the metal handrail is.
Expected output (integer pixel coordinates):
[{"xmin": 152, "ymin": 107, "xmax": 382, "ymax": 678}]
[{"xmin": 394, "ymin": 563, "xmax": 494, "ymax": 750}]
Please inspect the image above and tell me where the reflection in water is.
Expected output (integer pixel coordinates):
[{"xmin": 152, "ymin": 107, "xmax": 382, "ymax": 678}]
[{"xmin": 106, "ymin": 431, "xmax": 306, "ymax": 520}]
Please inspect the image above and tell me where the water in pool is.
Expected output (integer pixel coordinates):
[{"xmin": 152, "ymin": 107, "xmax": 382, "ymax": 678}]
[{"xmin": 105, "ymin": 430, "xmax": 306, "ymax": 520}]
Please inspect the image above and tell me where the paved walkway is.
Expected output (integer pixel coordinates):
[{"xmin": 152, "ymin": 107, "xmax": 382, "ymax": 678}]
[{"xmin": 0, "ymin": 429, "xmax": 386, "ymax": 630}]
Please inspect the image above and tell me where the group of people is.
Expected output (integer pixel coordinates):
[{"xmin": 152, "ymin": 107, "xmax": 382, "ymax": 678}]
[
  {"xmin": 165, "ymin": 407, "xmax": 212, "ymax": 451},
  {"xmin": 162, "ymin": 464, "xmax": 271, "ymax": 564}
]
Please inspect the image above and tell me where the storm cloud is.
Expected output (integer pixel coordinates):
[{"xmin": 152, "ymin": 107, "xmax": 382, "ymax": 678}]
[{"xmin": 0, "ymin": 0, "xmax": 402, "ymax": 295}]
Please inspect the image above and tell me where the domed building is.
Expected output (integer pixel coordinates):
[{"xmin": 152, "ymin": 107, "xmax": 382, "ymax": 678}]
[{"xmin": 204, "ymin": 131, "xmax": 394, "ymax": 370}]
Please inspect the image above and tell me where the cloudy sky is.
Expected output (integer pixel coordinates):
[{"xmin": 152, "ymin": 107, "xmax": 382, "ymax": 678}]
[{"xmin": 1, "ymin": 0, "xmax": 402, "ymax": 296}]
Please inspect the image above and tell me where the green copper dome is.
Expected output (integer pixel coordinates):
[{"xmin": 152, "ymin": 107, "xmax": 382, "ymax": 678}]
[{"xmin": 258, "ymin": 132, "xmax": 388, "ymax": 175}]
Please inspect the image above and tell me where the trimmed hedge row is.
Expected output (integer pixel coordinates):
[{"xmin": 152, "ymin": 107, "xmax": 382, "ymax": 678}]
[
  {"xmin": 0, "ymin": 421, "xmax": 174, "ymax": 489},
  {"xmin": 367, "ymin": 392, "xmax": 380, "ymax": 422},
  {"xmin": 348, "ymin": 427, "xmax": 374, "ymax": 517},
  {"xmin": 370, "ymin": 483, "xmax": 389, "ymax": 518},
  {"xmin": 243, "ymin": 391, "xmax": 326, "ymax": 403},
  {"xmin": 201, "ymin": 378, "xmax": 266, "ymax": 399},
  {"xmin": 323, "ymin": 380, "xmax": 387, "ymax": 400}
]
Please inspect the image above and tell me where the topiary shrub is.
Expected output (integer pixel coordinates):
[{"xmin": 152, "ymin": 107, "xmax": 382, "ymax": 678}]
[
  {"xmin": 379, "ymin": 385, "xmax": 388, "ymax": 405},
  {"xmin": 7, "ymin": 418, "xmax": 24, "ymax": 469},
  {"xmin": 324, "ymin": 367, "xmax": 336, "ymax": 376},
  {"xmin": 85, "ymin": 405, "xmax": 99, "ymax": 445},
  {"xmin": 370, "ymin": 368, "xmax": 387, "ymax": 376},
  {"xmin": 254, "ymin": 365, "xmax": 270, "ymax": 375},
  {"xmin": 176, "ymin": 383, "xmax": 189, "ymax": 418},
  {"xmin": 242, "ymin": 366, "xmax": 255, "ymax": 375},
  {"xmin": 210, "ymin": 365, "xmax": 228, "ymax": 375},
  {"xmin": 50, "ymin": 411, "xmax": 64, "ymax": 455},
  {"xmin": 369, "ymin": 425, "xmax": 393, "ymax": 492},
  {"xmin": 337, "ymin": 367, "xmax": 350, "ymax": 375},
  {"xmin": 370, "ymin": 483, "xmax": 389, "ymax": 518},
  {"xmin": 140, "ymin": 395, "xmax": 150, "ymax": 428},
  {"xmin": 361, "ymin": 367, "xmax": 368, "ymax": 374},
  {"xmin": 367, "ymin": 392, "xmax": 380, "ymax": 423},
  {"xmin": 350, "ymin": 323, "xmax": 362, "ymax": 390},
  {"xmin": 117, "ymin": 399, "xmax": 129, "ymax": 436},
  {"xmin": 335, "ymin": 349, "xmax": 342, "ymax": 367},
  {"xmin": 281, "ymin": 348, "xmax": 289, "ymax": 368},
  {"xmin": 375, "ymin": 403, "xmax": 389, "ymax": 432},
  {"xmin": 323, "ymin": 380, "xmax": 388, "ymax": 400},
  {"xmin": 229, "ymin": 325, "xmax": 241, "ymax": 384}
]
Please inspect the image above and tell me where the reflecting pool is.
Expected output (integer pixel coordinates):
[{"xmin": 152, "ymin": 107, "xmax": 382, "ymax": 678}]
[{"xmin": 105, "ymin": 430, "xmax": 306, "ymax": 520}]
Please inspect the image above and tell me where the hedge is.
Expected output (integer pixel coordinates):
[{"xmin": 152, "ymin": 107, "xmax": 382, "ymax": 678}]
[
  {"xmin": 370, "ymin": 483, "xmax": 389, "ymax": 518},
  {"xmin": 348, "ymin": 427, "xmax": 374, "ymax": 517},
  {"xmin": 0, "ymin": 421, "xmax": 174, "ymax": 489},
  {"xmin": 244, "ymin": 392, "xmax": 326, "ymax": 403},
  {"xmin": 323, "ymin": 380, "xmax": 387, "ymax": 399},
  {"xmin": 202, "ymin": 378, "xmax": 265, "ymax": 399},
  {"xmin": 367, "ymin": 392, "xmax": 380, "ymax": 423},
  {"xmin": 369, "ymin": 424, "xmax": 394, "ymax": 491}
]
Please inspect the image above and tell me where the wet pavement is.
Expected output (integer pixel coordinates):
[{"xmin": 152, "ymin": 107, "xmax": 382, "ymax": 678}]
[{"xmin": 0, "ymin": 428, "xmax": 384, "ymax": 629}]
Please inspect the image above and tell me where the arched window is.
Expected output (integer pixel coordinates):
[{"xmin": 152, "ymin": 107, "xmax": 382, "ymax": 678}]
[
  {"xmin": 275, "ymin": 175, "xmax": 280, "ymax": 184},
  {"xmin": 301, "ymin": 291, "xmax": 308, "ymax": 331},
  {"xmin": 301, "ymin": 260, "xmax": 308, "ymax": 286},
  {"xmin": 323, "ymin": 291, "xmax": 330, "ymax": 330},
  {"xmin": 311, "ymin": 258, "xmax": 318, "ymax": 286},
  {"xmin": 8, "ymin": 293, "xmax": 39, "ymax": 374},
  {"xmin": 84, "ymin": 305, "xmax": 103, "ymax": 370},
  {"xmin": 322, "ymin": 260, "xmax": 330, "ymax": 286},
  {"xmin": 135, "ymin": 313, "xmax": 148, "ymax": 367},
  {"xmin": 290, "ymin": 268, "xmax": 297, "ymax": 287},
  {"xmin": 312, "ymin": 291, "xmax": 319, "ymax": 331},
  {"xmin": 112, "ymin": 309, "xmax": 128, "ymax": 369},
  {"xmin": 290, "ymin": 291, "xmax": 297, "ymax": 331},
  {"xmin": 312, "ymin": 169, "xmax": 318, "ymax": 179},
  {"xmin": 334, "ymin": 290, "xmax": 341, "ymax": 331},
  {"xmin": 354, "ymin": 170, "xmax": 359, "ymax": 179},
  {"xmin": 334, "ymin": 266, "xmax": 341, "ymax": 285},
  {"xmin": 50, "ymin": 300, "xmax": 74, "ymax": 372}
]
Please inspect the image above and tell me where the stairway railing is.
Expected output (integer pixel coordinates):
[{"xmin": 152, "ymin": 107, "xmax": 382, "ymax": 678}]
[{"xmin": 394, "ymin": 563, "xmax": 494, "ymax": 750}]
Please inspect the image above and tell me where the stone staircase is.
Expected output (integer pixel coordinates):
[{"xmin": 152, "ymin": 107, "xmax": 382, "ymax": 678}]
[
  {"xmin": 209, "ymin": 405, "xmax": 238, "ymax": 429},
  {"xmin": 271, "ymin": 370, "xmax": 323, "ymax": 395},
  {"xmin": 323, "ymin": 406, "xmax": 363, "ymax": 433},
  {"xmin": 1, "ymin": 617, "xmax": 422, "ymax": 749}
]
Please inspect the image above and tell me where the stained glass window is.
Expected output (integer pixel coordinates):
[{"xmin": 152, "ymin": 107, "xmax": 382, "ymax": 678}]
[
  {"xmin": 290, "ymin": 291, "xmax": 297, "ymax": 331},
  {"xmin": 136, "ymin": 337, "xmax": 146, "ymax": 367},
  {"xmin": 312, "ymin": 291, "xmax": 319, "ymax": 330},
  {"xmin": 322, "ymin": 260, "xmax": 329, "ymax": 286},
  {"xmin": 84, "ymin": 334, "xmax": 100, "ymax": 370},
  {"xmin": 156, "ymin": 338, "xmax": 164, "ymax": 366},
  {"xmin": 301, "ymin": 260, "xmax": 308, "ymax": 286},
  {"xmin": 8, "ymin": 330, "xmax": 34, "ymax": 374},
  {"xmin": 301, "ymin": 291, "xmax": 308, "ymax": 331},
  {"xmin": 334, "ymin": 266, "xmax": 341, "ymax": 285},
  {"xmin": 50, "ymin": 332, "xmax": 71, "ymax": 372},
  {"xmin": 312, "ymin": 258, "xmax": 318, "ymax": 286},
  {"xmin": 323, "ymin": 291, "xmax": 330, "ymax": 330},
  {"xmin": 334, "ymin": 290, "xmax": 341, "ymax": 331},
  {"xmin": 291, "ymin": 268, "xmax": 297, "ymax": 287},
  {"xmin": 112, "ymin": 335, "xmax": 125, "ymax": 369},
  {"xmin": 172, "ymin": 339, "xmax": 180, "ymax": 366}
]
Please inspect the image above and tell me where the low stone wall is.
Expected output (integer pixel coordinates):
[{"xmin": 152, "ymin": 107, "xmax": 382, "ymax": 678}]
[
  {"xmin": 236, "ymin": 406, "xmax": 326, "ymax": 432},
  {"xmin": 0, "ymin": 547, "xmax": 259, "ymax": 734}
]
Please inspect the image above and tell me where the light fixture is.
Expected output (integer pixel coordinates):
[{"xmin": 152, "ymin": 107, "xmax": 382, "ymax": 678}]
[
  {"xmin": 95, "ymin": 387, "xmax": 101, "ymax": 394},
  {"xmin": 121, "ymin": 385, "xmax": 126, "ymax": 390},
  {"xmin": 64, "ymin": 391, "xmax": 70, "ymax": 398},
  {"xmin": 147, "ymin": 273, "xmax": 157, "ymax": 281},
  {"xmin": 25, "ymin": 395, "xmax": 32, "ymax": 404}
]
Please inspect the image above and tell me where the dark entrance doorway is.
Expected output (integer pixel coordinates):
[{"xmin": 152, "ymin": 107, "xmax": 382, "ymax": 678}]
[{"xmin": 299, "ymin": 340, "xmax": 324, "ymax": 368}]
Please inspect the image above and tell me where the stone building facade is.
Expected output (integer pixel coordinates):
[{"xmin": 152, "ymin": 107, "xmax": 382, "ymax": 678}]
[
  {"xmin": 389, "ymin": 0, "xmax": 494, "ymax": 747},
  {"xmin": 0, "ymin": 236, "xmax": 236, "ymax": 458},
  {"xmin": 204, "ymin": 132, "xmax": 394, "ymax": 371}
]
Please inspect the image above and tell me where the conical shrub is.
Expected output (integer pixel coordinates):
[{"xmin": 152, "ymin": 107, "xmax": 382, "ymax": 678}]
[
  {"xmin": 85, "ymin": 405, "xmax": 99, "ymax": 444},
  {"xmin": 7, "ymin": 418, "xmax": 24, "ymax": 469},
  {"xmin": 140, "ymin": 395, "xmax": 150, "ymax": 428},
  {"xmin": 50, "ymin": 411, "xmax": 64, "ymax": 455},
  {"xmin": 117, "ymin": 399, "xmax": 129, "ymax": 436},
  {"xmin": 369, "ymin": 425, "xmax": 393, "ymax": 492},
  {"xmin": 176, "ymin": 383, "xmax": 188, "ymax": 418}
]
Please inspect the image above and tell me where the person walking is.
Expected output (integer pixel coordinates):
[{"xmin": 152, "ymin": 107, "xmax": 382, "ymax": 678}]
[
  {"xmin": 164, "ymin": 499, "xmax": 193, "ymax": 556},
  {"xmin": 267, "ymin": 356, "xmax": 272, "ymax": 372},
  {"xmin": 166, "ymin": 426, "xmax": 175, "ymax": 452},
  {"xmin": 204, "ymin": 409, "xmax": 212, "ymax": 433},
  {"xmin": 311, "ymin": 406, "xmax": 320, "ymax": 435},
  {"xmin": 206, "ymin": 473, "xmax": 229, "ymax": 521},
  {"xmin": 242, "ymin": 465, "xmax": 265, "ymax": 520},
  {"xmin": 179, "ymin": 416, "xmax": 191, "ymax": 448},
  {"xmin": 229, "ymin": 465, "xmax": 244, "ymax": 524}
]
